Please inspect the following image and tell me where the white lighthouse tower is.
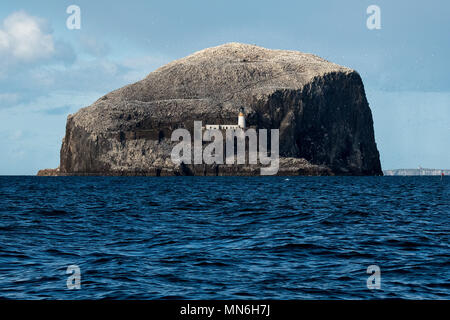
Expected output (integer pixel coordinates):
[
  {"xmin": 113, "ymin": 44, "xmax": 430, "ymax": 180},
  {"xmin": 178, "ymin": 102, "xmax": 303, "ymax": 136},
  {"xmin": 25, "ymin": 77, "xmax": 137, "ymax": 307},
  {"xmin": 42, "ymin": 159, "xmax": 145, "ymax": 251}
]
[{"xmin": 238, "ymin": 107, "xmax": 246, "ymax": 129}]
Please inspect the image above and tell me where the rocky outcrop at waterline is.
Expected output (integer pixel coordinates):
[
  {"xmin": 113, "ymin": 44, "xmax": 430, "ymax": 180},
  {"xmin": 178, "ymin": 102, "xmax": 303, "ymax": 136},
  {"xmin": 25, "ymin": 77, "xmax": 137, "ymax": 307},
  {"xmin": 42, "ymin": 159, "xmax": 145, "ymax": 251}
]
[
  {"xmin": 39, "ymin": 43, "xmax": 382, "ymax": 176},
  {"xmin": 37, "ymin": 168, "xmax": 60, "ymax": 176}
]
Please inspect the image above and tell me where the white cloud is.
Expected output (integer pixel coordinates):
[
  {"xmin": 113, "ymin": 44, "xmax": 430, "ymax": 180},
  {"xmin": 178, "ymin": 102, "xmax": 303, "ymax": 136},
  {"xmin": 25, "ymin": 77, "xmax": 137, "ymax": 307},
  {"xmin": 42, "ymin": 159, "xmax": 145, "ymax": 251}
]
[
  {"xmin": 1, "ymin": 91, "xmax": 102, "ymax": 114},
  {"xmin": 80, "ymin": 35, "xmax": 110, "ymax": 57},
  {"xmin": 120, "ymin": 55, "xmax": 170, "ymax": 83},
  {"xmin": 10, "ymin": 129, "xmax": 24, "ymax": 141},
  {"xmin": 0, "ymin": 30, "xmax": 9, "ymax": 50},
  {"xmin": 0, "ymin": 93, "xmax": 20, "ymax": 106},
  {"xmin": 0, "ymin": 11, "xmax": 75, "ymax": 81},
  {"xmin": 0, "ymin": 11, "xmax": 55, "ymax": 62}
]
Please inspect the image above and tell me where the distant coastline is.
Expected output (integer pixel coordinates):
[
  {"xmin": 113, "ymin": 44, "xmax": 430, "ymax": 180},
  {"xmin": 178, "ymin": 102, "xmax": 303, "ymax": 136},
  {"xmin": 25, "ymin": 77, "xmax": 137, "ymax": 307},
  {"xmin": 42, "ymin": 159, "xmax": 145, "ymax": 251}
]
[{"xmin": 383, "ymin": 168, "xmax": 449, "ymax": 176}]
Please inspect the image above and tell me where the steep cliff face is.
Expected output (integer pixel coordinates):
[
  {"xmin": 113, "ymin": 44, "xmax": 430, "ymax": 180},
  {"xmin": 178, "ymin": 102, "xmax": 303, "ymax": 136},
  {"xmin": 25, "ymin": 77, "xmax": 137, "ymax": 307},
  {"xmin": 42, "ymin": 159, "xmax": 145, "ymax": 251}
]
[{"xmin": 56, "ymin": 43, "xmax": 382, "ymax": 176}]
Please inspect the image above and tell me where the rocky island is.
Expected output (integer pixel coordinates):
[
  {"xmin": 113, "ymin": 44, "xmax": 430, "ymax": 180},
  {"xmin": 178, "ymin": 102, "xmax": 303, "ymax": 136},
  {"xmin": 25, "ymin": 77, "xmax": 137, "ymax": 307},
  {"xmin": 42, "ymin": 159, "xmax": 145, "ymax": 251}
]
[{"xmin": 38, "ymin": 43, "xmax": 382, "ymax": 176}]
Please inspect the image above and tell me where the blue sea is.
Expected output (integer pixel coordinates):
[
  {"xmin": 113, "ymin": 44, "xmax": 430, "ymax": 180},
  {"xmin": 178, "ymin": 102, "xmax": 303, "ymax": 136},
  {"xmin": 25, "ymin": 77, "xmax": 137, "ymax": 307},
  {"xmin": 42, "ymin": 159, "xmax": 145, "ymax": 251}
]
[{"xmin": 0, "ymin": 176, "xmax": 448, "ymax": 299}]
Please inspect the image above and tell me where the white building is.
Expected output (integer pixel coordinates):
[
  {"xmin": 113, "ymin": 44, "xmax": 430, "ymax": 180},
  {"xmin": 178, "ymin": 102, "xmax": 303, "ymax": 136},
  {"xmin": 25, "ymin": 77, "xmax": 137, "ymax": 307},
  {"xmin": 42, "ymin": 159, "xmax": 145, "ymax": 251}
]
[{"xmin": 204, "ymin": 108, "xmax": 246, "ymax": 130}]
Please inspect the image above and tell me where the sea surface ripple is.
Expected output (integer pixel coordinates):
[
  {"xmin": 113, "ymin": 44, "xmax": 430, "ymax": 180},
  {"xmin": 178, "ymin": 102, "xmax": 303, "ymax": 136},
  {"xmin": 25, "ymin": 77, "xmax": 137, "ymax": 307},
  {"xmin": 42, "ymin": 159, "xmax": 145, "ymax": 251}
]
[{"xmin": 0, "ymin": 176, "xmax": 448, "ymax": 299}]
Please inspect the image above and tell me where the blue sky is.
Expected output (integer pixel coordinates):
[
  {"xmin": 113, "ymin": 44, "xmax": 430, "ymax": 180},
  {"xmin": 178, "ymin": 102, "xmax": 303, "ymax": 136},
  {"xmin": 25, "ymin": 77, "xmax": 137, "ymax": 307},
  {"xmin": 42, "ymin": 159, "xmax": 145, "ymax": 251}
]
[{"xmin": 0, "ymin": 0, "xmax": 448, "ymax": 174}]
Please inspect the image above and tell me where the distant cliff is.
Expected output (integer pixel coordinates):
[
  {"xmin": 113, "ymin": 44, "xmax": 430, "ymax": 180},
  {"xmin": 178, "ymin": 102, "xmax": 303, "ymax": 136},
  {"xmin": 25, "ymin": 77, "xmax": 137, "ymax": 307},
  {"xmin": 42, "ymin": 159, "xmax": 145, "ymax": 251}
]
[
  {"xmin": 384, "ymin": 168, "xmax": 449, "ymax": 176},
  {"xmin": 39, "ymin": 43, "xmax": 382, "ymax": 176}
]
